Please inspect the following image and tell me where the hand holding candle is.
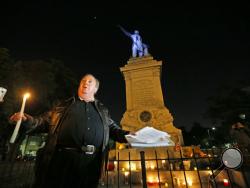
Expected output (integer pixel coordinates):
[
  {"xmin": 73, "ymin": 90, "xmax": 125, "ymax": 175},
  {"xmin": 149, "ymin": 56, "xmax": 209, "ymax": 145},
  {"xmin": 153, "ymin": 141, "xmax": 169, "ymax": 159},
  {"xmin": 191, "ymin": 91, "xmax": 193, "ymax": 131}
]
[{"xmin": 10, "ymin": 93, "xmax": 30, "ymax": 143}]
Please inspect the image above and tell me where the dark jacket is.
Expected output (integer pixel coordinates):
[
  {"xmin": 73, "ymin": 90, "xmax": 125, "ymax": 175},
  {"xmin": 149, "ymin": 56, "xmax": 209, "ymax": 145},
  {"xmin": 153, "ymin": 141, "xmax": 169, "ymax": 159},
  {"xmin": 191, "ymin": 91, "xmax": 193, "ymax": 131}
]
[
  {"xmin": 26, "ymin": 96, "xmax": 129, "ymax": 151},
  {"xmin": 25, "ymin": 96, "xmax": 129, "ymax": 183}
]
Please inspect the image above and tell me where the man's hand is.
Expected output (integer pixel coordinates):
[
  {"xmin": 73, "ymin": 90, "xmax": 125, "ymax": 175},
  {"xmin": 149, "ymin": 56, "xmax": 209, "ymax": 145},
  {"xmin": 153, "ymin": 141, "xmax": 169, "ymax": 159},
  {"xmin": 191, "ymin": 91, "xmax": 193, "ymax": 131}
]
[
  {"xmin": 128, "ymin": 131, "xmax": 137, "ymax": 136},
  {"xmin": 9, "ymin": 112, "xmax": 27, "ymax": 123}
]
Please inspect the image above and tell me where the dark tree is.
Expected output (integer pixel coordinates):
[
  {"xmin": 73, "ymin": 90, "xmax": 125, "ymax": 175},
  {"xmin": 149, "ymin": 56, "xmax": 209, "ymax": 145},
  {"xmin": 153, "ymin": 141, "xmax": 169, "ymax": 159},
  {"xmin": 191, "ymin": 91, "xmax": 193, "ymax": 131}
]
[
  {"xmin": 0, "ymin": 50, "xmax": 78, "ymax": 158},
  {"xmin": 2, "ymin": 59, "xmax": 78, "ymax": 116},
  {"xmin": 177, "ymin": 126, "xmax": 189, "ymax": 145},
  {"xmin": 0, "ymin": 48, "xmax": 14, "ymax": 87},
  {"xmin": 187, "ymin": 122, "xmax": 207, "ymax": 146},
  {"xmin": 205, "ymin": 80, "xmax": 250, "ymax": 145}
]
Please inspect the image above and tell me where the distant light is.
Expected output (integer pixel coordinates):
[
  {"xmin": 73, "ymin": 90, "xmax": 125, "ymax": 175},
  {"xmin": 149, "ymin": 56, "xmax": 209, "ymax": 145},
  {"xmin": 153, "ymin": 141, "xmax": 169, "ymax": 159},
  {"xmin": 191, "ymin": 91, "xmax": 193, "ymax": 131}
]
[
  {"xmin": 241, "ymin": 86, "xmax": 250, "ymax": 93},
  {"xmin": 212, "ymin": 127, "xmax": 216, "ymax": 130},
  {"xmin": 239, "ymin": 114, "xmax": 246, "ymax": 120}
]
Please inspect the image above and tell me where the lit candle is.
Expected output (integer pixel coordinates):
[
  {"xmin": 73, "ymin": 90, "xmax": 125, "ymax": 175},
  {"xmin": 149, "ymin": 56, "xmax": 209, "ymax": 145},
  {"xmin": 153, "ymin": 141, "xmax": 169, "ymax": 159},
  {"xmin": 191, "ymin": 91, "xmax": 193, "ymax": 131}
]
[
  {"xmin": 124, "ymin": 171, "xmax": 129, "ymax": 185},
  {"xmin": 162, "ymin": 160, "xmax": 166, "ymax": 168},
  {"xmin": 147, "ymin": 177, "xmax": 159, "ymax": 186},
  {"xmin": 183, "ymin": 160, "xmax": 190, "ymax": 170},
  {"xmin": 10, "ymin": 93, "xmax": 30, "ymax": 143},
  {"xmin": 170, "ymin": 163, "xmax": 173, "ymax": 170},
  {"xmin": 118, "ymin": 144, "xmax": 124, "ymax": 150},
  {"xmin": 114, "ymin": 161, "xmax": 117, "ymax": 171},
  {"xmin": 131, "ymin": 162, "xmax": 137, "ymax": 171},
  {"xmin": 187, "ymin": 178, "xmax": 193, "ymax": 186},
  {"xmin": 147, "ymin": 177, "xmax": 154, "ymax": 186},
  {"xmin": 223, "ymin": 179, "xmax": 229, "ymax": 186},
  {"xmin": 150, "ymin": 164, "xmax": 155, "ymax": 170},
  {"xmin": 174, "ymin": 178, "xmax": 180, "ymax": 186}
]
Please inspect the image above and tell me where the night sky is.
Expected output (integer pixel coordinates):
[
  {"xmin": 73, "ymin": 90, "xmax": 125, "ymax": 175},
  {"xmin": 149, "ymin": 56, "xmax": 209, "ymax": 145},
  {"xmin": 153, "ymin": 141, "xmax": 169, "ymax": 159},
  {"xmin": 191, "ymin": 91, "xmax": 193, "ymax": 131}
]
[{"xmin": 1, "ymin": 2, "xmax": 250, "ymax": 130}]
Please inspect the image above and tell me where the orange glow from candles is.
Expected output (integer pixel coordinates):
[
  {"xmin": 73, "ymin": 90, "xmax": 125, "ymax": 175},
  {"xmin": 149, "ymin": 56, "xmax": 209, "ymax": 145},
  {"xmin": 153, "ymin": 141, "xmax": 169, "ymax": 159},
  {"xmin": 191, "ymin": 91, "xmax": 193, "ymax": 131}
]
[{"xmin": 150, "ymin": 165, "xmax": 155, "ymax": 170}]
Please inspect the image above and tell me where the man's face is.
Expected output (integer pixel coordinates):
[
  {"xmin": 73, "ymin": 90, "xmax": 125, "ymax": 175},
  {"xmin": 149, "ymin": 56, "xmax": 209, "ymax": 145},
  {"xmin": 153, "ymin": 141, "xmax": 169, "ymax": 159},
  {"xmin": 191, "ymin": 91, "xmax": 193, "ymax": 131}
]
[{"xmin": 78, "ymin": 75, "xmax": 97, "ymax": 98}]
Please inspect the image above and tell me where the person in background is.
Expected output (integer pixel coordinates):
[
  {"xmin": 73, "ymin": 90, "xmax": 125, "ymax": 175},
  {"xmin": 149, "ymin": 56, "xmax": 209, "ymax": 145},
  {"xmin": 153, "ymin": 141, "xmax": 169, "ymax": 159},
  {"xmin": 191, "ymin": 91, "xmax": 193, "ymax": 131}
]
[{"xmin": 230, "ymin": 122, "xmax": 250, "ymax": 153}]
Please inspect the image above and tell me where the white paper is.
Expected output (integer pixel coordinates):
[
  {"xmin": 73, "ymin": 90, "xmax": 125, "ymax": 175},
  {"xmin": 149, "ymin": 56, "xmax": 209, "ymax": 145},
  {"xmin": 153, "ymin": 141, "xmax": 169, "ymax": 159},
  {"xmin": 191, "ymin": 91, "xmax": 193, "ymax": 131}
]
[
  {"xmin": 125, "ymin": 126, "xmax": 175, "ymax": 147},
  {"xmin": 0, "ymin": 87, "xmax": 7, "ymax": 102},
  {"xmin": 130, "ymin": 139, "xmax": 175, "ymax": 148}
]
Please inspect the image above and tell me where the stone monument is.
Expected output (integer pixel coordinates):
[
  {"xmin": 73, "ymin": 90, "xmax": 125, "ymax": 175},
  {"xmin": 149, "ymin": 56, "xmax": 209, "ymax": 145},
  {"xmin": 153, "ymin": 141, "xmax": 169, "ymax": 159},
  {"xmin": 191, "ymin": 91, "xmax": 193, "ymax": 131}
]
[{"xmin": 119, "ymin": 55, "xmax": 184, "ymax": 146}]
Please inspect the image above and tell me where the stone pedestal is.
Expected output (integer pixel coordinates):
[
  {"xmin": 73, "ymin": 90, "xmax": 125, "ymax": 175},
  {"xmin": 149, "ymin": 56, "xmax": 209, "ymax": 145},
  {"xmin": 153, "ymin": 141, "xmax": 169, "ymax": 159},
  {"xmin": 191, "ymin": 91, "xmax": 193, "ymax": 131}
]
[{"xmin": 120, "ymin": 55, "xmax": 184, "ymax": 145}]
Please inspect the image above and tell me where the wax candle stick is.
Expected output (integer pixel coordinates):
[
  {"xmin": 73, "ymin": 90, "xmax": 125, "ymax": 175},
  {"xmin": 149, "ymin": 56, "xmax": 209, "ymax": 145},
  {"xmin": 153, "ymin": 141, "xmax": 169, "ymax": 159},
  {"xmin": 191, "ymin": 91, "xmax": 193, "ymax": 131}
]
[{"xmin": 10, "ymin": 93, "xmax": 30, "ymax": 143}]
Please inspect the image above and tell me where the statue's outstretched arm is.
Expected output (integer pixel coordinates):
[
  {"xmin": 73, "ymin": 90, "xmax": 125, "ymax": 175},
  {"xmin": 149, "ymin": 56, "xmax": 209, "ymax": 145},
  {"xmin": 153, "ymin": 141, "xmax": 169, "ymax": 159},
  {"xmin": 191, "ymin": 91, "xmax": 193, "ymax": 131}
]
[{"xmin": 117, "ymin": 25, "xmax": 131, "ymax": 38}]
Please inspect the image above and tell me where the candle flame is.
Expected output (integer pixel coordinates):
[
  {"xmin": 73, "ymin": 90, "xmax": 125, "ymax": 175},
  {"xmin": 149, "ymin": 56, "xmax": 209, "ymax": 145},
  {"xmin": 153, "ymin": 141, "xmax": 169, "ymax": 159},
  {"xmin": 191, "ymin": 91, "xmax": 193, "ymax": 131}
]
[
  {"xmin": 24, "ymin": 93, "xmax": 30, "ymax": 99},
  {"xmin": 131, "ymin": 163, "xmax": 137, "ymax": 171},
  {"xmin": 187, "ymin": 178, "xmax": 193, "ymax": 186},
  {"xmin": 150, "ymin": 165, "xmax": 155, "ymax": 170},
  {"xmin": 223, "ymin": 179, "xmax": 229, "ymax": 186},
  {"xmin": 147, "ymin": 176, "xmax": 154, "ymax": 183}
]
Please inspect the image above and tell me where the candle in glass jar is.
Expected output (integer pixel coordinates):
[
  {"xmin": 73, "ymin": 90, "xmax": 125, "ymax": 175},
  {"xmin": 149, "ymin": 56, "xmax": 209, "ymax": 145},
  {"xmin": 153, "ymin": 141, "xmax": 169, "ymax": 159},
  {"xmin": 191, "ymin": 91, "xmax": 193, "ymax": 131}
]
[{"xmin": 223, "ymin": 179, "xmax": 229, "ymax": 186}]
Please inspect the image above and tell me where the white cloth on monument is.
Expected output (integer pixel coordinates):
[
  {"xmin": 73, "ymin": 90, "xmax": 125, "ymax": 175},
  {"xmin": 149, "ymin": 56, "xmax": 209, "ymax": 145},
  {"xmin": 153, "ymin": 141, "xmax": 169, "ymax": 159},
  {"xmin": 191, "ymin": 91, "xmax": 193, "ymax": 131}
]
[{"xmin": 125, "ymin": 126, "xmax": 175, "ymax": 147}]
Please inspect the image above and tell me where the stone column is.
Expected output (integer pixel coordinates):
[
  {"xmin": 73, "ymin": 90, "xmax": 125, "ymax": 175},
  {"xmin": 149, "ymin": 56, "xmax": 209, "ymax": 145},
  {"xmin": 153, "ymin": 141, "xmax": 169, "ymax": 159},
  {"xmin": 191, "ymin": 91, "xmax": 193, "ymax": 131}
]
[{"xmin": 120, "ymin": 56, "xmax": 184, "ymax": 145}]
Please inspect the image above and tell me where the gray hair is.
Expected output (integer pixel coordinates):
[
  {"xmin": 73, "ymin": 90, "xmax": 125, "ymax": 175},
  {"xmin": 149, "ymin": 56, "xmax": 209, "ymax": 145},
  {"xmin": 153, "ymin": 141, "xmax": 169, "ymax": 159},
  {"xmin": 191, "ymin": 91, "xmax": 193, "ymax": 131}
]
[{"xmin": 80, "ymin": 74, "xmax": 100, "ymax": 92}]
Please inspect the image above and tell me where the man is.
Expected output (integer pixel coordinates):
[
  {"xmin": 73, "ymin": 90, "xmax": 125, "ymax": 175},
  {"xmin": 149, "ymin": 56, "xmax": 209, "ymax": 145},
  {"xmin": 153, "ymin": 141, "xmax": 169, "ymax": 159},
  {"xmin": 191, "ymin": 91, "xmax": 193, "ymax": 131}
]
[{"xmin": 10, "ymin": 74, "xmax": 132, "ymax": 188}]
